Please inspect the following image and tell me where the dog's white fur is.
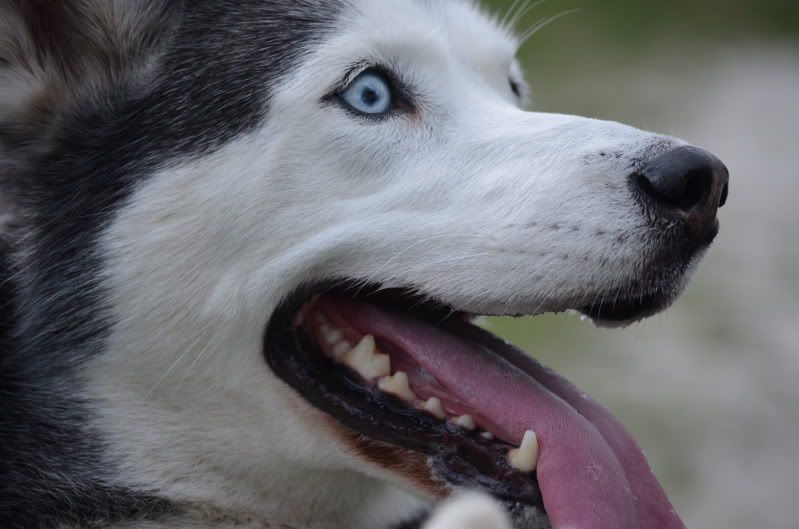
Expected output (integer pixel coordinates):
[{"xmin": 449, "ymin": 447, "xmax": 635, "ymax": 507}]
[{"xmin": 2, "ymin": 1, "xmax": 692, "ymax": 528}]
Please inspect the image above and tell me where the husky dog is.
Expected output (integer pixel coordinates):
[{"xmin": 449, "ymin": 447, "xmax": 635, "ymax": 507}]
[{"xmin": 0, "ymin": 1, "xmax": 729, "ymax": 529}]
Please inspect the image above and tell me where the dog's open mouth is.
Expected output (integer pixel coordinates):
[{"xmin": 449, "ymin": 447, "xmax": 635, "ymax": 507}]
[{"xmin": 264, "ymin": 284, "xmax": 684, "ymax": 529}]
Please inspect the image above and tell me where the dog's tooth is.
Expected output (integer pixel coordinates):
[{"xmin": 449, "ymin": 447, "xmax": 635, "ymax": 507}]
[
  {"xmin": 371, "ymin": 353, "xmax": 391, "ymax": 379},
  {"xmin": 344, "ymin": 335, "xmax": 390, "ymax": 380},
  {"xmin": 344, "ymin": 335, "xmax": 377, "ymax": 374},
  {"xmin": 481, "ymin": 431, "xmax": 494, "ymax": 440},
  {"xmin": 321, "ymin": 324, "xmax": 343, "ymax": 345},
  {"xmin": 454, "ymin": 415, "xmax": 475, "ymax": 430},
  {"xmin": 377, "ymin": 372, "xmax": 416, "ymax": 402},
  {"xmin": 332, "ymin": 341, "xmax": 352, "ymax": 358},
  {"xmin": 423, "ymin": 397, "xmax": 446, "ymax": 420},
  {"xmin": 508, "ymin": 430, "xmax": 539, "ymax": 473},
  {"xmin": 354, "ymin": 334, "xmax": 376, "ymax": 353}
]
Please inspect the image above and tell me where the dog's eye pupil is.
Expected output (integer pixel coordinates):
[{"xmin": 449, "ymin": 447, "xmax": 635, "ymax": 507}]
[
  {"xmin": 339, "ymin": 69, "xmax": 393, "ymax": 116},
  {"xmin": 362, "ymin": 88, "xmax": 378, "ymax": 105}
]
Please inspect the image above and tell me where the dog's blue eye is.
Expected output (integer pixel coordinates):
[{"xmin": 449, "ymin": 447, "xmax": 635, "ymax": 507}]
[{"xmin": 340, "ymin": 70, "xmax": 393, "ymax": 116}]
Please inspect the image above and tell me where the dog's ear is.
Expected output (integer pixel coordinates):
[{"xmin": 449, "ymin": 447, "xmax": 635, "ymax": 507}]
[{"xmin": 0, "ymin": 0, "xmax": 178, "ymax": 180}]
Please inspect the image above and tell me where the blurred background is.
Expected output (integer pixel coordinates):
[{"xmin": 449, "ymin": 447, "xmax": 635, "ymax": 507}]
[{"xmin": 481, "ymin": 1, "xmax": 798, "ymax": 528}]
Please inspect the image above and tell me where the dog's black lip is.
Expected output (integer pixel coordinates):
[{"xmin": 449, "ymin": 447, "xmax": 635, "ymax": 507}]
[
  {"xmin": 263, "ymin": 281, "xmax": 545, "ymax": 507},
  {"xmin": 578, "ymin": 291, "xmax": 672, "ymax": 324}
]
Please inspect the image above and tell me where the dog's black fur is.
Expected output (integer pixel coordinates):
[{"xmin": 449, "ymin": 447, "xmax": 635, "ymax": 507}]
[{"xmin": 0, "ymin": 2, "xmax": 347, "ymax": 527}]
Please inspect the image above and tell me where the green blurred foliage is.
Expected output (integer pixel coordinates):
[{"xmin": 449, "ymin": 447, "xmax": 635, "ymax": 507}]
[
  {"xmin": 484, "ymin": 0, "xmax": 799, "ymax": 42},
  {"xmin": 483, "ymin": 0, "xmax": 799, "ymax": 79}
]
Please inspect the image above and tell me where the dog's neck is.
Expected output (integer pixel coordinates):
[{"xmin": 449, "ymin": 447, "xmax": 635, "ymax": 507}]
[{"xmin": 171, "ymin": 502, "xmax": 321, "ymax": 529}]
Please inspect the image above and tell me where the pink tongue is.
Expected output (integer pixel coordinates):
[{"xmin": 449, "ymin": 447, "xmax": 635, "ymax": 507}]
[{"xmin": 324, "ymin": 298, "xmax": 687, "ymax": 529}]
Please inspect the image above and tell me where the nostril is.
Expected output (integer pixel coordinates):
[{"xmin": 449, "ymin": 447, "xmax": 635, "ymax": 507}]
[
  {"xmin": 679, "ymin": 169, "xmax": 712, "ymax": 211},
  {"xmin": 719, "ymin": 182, "xmax": 729, "ymax": 208},
  {"xmin": 635, "ymin": 146, "xmax": 723, "ymax": 213}
]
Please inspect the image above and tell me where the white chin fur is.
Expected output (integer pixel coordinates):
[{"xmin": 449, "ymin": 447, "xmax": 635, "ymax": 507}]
[{"xmin": 423, "ymin": 493, "xmax": 512, "ymax": 529}]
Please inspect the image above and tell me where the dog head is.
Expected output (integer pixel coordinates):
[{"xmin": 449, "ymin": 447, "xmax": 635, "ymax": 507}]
[{"xmin": 1, "ymin": 2, "xmax": 727, "ymax": 529}]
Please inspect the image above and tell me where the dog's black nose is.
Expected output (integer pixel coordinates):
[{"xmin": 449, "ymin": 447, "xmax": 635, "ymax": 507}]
[{"xmin": 635, "ymin": 146, "xmax": 729, "ymax": 242}]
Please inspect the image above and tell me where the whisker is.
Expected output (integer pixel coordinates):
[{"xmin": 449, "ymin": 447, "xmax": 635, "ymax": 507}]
[
  {"xmin": 509, "ymin": 0, "xmax": 548, "ymax": 32},
  {"xmin": 500, "ymin": 0, "xmax": 528, "ymax": 29},
  {"xmin": 519, "ymin": 9, "xmax": 580, "ymax": 46},
  {"xmin": 169, "ymin": 329, "xmax": 226, "ymax": 399},
  {"xmin": 144, "ymin": 328, "xmax": 209, "ymax": 401},
  {"xmin": 369, "ymin": 233, "xmax": 485, "ymax": 281},
  {"xmin": 434, "ymin": 309, "xmax": 459, "ymax": 328}
]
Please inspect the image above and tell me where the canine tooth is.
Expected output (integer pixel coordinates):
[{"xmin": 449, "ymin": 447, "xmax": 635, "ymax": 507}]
[
  {"xmin": 454, "ymin": 415, "xmax": 475, "ymax": 430},
  {"xmin": 423, "ymin": 397, "xmax": 446, "ymax": 420},
  {"xmin": 377, "ymin": 372, "xmax": 416, "ymax": 402},
  {"xmin": 508, "ymin": 430, "xmax": 539, "ymax": 473},
  {"xmin": 481, "ymin": 431, "xmax": 494, "ymax": 440},
  {"xmin": 332, "ymin": 341, "xmax": 352, "ymax": 358}
]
